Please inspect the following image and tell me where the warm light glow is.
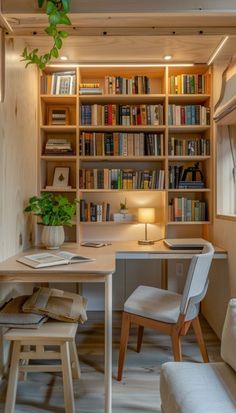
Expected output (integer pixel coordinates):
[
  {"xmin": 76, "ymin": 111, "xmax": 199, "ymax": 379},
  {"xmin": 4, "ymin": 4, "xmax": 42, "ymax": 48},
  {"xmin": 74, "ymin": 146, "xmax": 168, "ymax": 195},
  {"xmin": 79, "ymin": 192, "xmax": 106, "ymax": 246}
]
[
  {"xmin": 48, "ymin": 63, "xmax": 194, "ymax": 68},
  {"xmin": 138, "ymin": 208, "xmax": 156, "ymax": 224},
  {"xmin": 163, "ymin": 55, "xmax": 172, "ymax": 61},
  {"xmin": 60, "ymin": 56, "xmax": 68, "ymax": 61},
  {"xmin": 207, "ymin": 36, "xmax": 229, "ymax": 65}
]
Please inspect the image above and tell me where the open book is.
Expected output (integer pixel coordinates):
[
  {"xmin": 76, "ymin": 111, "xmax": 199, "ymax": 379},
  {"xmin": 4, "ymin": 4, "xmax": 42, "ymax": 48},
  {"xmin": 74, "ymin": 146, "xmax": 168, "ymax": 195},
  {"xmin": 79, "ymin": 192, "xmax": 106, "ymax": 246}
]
[{"xmin": 17, "ymin": 251, "xmax": 95, "ymax": 269}]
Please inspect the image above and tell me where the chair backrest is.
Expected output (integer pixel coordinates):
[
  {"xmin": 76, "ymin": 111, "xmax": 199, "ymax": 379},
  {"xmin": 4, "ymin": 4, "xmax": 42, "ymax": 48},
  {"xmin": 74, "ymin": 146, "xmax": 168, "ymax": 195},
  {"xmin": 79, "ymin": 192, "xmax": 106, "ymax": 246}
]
[{"xmin": 180, "ymin": 243, "xmax": 214, "ymax": 318}]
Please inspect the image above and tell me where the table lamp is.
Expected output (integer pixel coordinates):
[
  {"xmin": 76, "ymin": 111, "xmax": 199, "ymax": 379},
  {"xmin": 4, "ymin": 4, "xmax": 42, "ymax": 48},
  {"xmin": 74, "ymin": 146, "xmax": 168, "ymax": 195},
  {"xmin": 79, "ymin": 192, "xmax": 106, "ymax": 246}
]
[{"xmin": 138, "ymin": 208, "xmax": 155, "ymax": 245}]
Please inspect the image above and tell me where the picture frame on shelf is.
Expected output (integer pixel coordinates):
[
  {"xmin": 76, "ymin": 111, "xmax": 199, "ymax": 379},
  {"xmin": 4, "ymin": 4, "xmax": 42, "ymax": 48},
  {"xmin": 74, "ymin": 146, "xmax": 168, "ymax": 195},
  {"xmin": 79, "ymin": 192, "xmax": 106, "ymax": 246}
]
[
  {"xmin": 47, "ymin": 106, "xmax": 70, "ymax": 125},
  {"xmin": 45, "ymin": 167, "xmax": 72, "ymax": 190}
]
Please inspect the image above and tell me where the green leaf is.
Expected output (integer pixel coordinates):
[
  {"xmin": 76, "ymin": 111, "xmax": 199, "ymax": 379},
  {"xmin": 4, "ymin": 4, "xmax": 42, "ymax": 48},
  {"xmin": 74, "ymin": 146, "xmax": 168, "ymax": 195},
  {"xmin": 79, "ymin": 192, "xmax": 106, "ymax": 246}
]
[
  {"xmin": 45, "ymin": 25, "xmax": 57, "ymax": 36},
  {"xmin": 61, "ymin": 0, "xmax": 70, "ymax": 13},
  {"xmin": 49, "ymin": 11, "xmax": 61, "ymax": 25},
  {"xmin": 59, "ymin": 13, "xmax": 71, "ymax": 25},
  {"xmin": 51, "ymin": 47, "xmax": 59, "ymax": 58},
  {"xmin": 46, "ymin": 1, "xmax": 56, "ymax": 15},
  {"xmin": 55, "ymin": 37, "xmax": 62, "ymax": 49},
  {"xmin": 58, "ymin": 30, "xmax": 69, "ymax": 38}
]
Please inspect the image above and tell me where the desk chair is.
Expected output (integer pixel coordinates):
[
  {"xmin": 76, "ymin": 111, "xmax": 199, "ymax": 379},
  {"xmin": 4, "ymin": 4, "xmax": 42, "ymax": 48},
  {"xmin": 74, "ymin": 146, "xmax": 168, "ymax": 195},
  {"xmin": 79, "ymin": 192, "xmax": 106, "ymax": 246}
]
[
  {"xmin": 4, "ymin": 322, "xmax": 80, "ymax": 413},
  {"xmin": 117, "ymin": 243, "xmax": 214, "ymax": 381}
]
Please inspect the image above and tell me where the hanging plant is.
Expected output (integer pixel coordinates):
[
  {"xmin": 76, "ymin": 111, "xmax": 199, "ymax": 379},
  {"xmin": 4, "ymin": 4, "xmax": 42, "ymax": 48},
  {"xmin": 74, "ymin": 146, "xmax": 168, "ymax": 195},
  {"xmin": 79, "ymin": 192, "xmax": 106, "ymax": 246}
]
[{"xmin": 21, "ymin": 0, "xmax": 71, "ymax": 69}]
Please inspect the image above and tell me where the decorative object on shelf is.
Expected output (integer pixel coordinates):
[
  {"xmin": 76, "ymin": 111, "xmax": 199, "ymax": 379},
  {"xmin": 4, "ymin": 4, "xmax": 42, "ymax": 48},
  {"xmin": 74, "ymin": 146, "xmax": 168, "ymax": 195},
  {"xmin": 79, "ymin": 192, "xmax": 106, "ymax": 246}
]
[
  {"xmin": 179, "ymin": 162, "xmax": 204, "ymax": 188},
  {"xmin": 52, "ymin": 167, "xmax": 70, "ymax": 189},
  {"xmin": 21, "ymin": 0, "xmax": 71, "ymax": 69},
  {"xmin": 138, "ymin": 208, "xmax": 156, "ymax": 245},
  {"xmin": 120, "ymin": 198, "xmax": 128, "ymax": 215},
  {"xmin": 24, "ymin": 193, "xmax": 77, "ymax": 249},
  {"xmin": 113, "ymin": 213, "xmax": 134, "ymax": 222},
  {"xmin": 47, "ymin": 106, "xmax": 70, "ymax": 125}
]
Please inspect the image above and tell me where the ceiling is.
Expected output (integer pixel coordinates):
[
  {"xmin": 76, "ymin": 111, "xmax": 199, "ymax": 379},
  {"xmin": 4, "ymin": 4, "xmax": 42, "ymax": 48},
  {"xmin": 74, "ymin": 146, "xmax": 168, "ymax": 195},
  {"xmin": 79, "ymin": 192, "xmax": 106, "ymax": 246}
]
[{"xmin": 1, "ymin": 2, "xmax": 236, "ymax": 65}]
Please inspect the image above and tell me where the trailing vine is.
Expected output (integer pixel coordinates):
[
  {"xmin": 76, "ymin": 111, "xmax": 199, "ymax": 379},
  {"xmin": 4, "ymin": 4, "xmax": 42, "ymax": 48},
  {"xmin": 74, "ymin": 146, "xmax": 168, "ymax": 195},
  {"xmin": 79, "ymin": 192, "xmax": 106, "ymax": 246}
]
[{"xmin": 21, "ymin": 0, "xmax": 71, "ymax": 69}]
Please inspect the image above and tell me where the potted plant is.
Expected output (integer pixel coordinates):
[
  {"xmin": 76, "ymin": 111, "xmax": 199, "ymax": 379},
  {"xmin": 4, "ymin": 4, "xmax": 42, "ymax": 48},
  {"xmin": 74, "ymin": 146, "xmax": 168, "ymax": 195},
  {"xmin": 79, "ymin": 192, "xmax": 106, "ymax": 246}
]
[
  {"xmin": 120, "ymin": 198, "xmax": 128, "ymax": 215},
  {"xmin": 25, "ymin": 192, "xmax": 77, "ymax": 249}
]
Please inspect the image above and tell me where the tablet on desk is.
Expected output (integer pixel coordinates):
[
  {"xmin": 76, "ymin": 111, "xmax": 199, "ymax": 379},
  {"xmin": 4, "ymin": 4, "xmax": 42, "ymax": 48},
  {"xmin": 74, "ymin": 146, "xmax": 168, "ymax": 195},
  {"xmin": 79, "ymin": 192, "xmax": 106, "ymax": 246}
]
[{"xmin": 164, "ymin": 238, "xmax": 207, "ymax": 250}]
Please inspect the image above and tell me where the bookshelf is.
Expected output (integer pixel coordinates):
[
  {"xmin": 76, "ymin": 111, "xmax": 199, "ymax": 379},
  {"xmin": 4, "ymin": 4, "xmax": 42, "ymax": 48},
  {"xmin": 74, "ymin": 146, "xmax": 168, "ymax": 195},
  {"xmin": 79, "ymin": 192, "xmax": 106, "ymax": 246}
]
[{"xmin": 38, "ymin": 65, "xmax": 212, "ymax": 242}]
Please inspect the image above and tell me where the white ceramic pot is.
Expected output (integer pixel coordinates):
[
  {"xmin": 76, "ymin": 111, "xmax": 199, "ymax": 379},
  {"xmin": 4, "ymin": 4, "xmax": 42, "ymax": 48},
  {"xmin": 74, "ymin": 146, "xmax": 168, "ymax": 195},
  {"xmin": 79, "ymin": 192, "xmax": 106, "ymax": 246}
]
[{"xmin": 41, "ymin": 225, "xmax": 65, "ymax": 250}]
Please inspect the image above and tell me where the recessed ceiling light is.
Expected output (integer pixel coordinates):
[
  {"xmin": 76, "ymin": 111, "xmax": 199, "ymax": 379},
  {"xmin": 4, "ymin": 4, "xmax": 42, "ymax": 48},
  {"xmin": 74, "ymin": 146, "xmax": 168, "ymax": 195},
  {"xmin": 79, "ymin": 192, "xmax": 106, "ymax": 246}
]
[
  {"xmin": 163, "ymin": 55, "xmax": 173, "ymax": 61},
  {"xmin": 60, "ymin": 56, "xmax": 68, "ymax": 61}
]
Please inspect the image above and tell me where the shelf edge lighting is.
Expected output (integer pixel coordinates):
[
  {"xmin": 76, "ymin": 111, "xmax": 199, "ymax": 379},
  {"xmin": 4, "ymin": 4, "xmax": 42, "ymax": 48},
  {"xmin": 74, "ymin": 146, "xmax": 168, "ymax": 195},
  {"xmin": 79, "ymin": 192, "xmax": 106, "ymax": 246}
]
[
  {"xmin": 207, "ymin": 36, "xmax": 229, "ymax": 65},
  {"xmin": 48, "ymin": 63, "xmax": 194, "ymax": 68}
]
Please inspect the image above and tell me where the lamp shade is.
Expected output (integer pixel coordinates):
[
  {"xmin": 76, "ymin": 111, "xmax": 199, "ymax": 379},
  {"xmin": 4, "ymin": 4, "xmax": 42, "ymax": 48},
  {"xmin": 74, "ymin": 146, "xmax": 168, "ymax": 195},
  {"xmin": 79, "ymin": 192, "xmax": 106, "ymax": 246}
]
[{"xmin": 138, "ymin": 208, "xmax": 155, "ymax": 224}]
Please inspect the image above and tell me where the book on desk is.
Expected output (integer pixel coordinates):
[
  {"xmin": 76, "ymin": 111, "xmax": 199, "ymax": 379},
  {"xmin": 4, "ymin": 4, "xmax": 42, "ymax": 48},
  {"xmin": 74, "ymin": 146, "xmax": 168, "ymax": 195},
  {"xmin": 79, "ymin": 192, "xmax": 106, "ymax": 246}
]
[{"xmin": 17, "ymin": 251, "xmax": 95, "ymax": 269}]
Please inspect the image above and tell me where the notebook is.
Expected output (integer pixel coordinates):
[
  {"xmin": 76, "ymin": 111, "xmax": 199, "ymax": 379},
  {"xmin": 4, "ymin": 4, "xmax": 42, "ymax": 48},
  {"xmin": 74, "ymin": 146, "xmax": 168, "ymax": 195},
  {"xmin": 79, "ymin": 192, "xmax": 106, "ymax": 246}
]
[{"xmin": 164, "ymin": 238, "xmax": 207, "ymax": 250}]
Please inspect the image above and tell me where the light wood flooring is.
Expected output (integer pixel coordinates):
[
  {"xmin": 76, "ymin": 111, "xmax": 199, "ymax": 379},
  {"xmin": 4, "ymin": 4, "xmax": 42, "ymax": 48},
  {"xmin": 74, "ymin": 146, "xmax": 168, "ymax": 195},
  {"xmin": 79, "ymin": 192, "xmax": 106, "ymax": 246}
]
[{"xmin": 0, "ymin": 312, "xmax": 221, "ymax": 413}]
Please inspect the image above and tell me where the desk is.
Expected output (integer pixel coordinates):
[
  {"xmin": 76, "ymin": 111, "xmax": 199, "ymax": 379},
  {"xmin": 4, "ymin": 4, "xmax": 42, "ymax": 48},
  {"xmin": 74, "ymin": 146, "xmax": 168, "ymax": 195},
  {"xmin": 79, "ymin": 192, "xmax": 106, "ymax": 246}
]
[{"xmin": 0, "ymin": 240, "xmax": 227, "ymax": 413}]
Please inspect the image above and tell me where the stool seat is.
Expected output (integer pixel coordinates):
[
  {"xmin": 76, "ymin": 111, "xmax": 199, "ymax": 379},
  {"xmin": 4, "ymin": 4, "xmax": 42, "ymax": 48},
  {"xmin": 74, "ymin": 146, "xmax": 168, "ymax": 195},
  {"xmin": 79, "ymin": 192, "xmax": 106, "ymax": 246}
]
[{"xmin": 4, "ymin": 321, "xmax": 80, "ymax": 413}]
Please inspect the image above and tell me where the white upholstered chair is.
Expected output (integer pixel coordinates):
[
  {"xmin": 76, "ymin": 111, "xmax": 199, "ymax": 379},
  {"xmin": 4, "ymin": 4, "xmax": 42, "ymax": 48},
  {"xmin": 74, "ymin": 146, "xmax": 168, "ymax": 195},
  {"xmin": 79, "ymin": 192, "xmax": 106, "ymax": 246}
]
[{"xmin": 117, "ymin": 243, "xmax": 214, "ymax": 381}]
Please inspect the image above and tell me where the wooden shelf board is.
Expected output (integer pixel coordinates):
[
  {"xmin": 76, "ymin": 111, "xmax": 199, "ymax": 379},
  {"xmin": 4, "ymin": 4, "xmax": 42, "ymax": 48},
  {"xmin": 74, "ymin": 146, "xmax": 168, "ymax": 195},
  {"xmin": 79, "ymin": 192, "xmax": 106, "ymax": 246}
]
[
  {"xmin": 40, "ymin": 155, "xmax": 77, "ymax": 161},
  {"xmin": 168, "ymin": 125, "xmax": 210, "ymax": 133},
  {"xmin": 79, "ymin": 189, "xmax": 165, "ymax": 193},
  {"xmin": 168, "ymin": 156, "xmax": 210, "ymax": 161},
  {"xmin": 40, "ymin": 94, "xmax": 77, "ymax": 104},
  {"xmin": 168, "ymin": 94, "xmax": 210, "ymax": 104},
  {"xmin": 41, "ymin": 125, "xmax": 77, "ymax": 132},
  {"xmin": 40, "ymin": 188, "xmax": 77, "ymax": 193},
  {"xmin": 79, "ymin": 156, "xmax": 165, "ymax": 161},
  {"xmin": 79, "ymin": 221, "xmax": 138, "ymax": 225},
  {"xmin": 167, "ymin": 221, "xmax": 210, "ymax": 225},
  {"xmin": 79, "ymin": 125, "xmax": 165, "ymax": 132},
  {"xmin": 168, "ymin": 188, "xmax": 211, "ymax": 192},
  {"xmin": 79, "ymin": 94, "xmax": 165, "ymax": 103}
]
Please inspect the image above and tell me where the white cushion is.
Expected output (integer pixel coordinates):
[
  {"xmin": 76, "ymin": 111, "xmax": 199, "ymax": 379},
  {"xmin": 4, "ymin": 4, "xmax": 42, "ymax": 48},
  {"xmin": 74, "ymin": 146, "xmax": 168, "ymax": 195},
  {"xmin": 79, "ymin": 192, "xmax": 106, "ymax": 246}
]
[
  {"xmin": 160, "ymin": 362, "xmax": 236, "ymax": 413},
  {"xmin": 221, "ymin": 298, "xmax": 236, "ymax": 372},
  {"xmin": 124, "ymin": 286, "xmax": 183, "ymax": 323}
]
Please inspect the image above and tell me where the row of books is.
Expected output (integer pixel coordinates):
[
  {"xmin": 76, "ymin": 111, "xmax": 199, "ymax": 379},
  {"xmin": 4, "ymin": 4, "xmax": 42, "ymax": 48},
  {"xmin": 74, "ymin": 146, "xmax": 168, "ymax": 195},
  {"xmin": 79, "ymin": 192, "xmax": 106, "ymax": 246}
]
[
  {"xmin": 79, "ymin": 83, "xmax": 103, "ymax": 95},
  {"xmin": 104, "ymin": 75, "xmax": 151, "ymax": 95},
  {"xmin": 44, "ymin": 138, "xmax": 73, "ymax": 155},
  {"xmin": 168, "ymin": 105, "xmax": 210, "ymax": 125},
  {"xmin": 81, "ymin": 104, "xmax": 164, "ymax": 126},
  {"xmin": 79, "ymin": 132, "xmax": 164, "ymax": 156},
  {"xmin": 80, "ymin": 200, "xmax": 111, "ymax": 222},
  {"xmin": 79, "ymin": 168, "xmax": 165, "ymax": 190},
  {"xmin": 169, "ymin": 165, "xmax": 205, "ymax": 189},
  {"xmin": 41, "ymin": 71, "xmax": 76, "ymax": 95},
  {"xmin": 168, "ymin": 74, "xmax": 207, "ymax": 94},
  {"xmin": 168, "ymin": 137, "xmax": 210, "ymax": 156},
  {"xmin": 168, "ymin": 197, "xmax": 207, "ymax": 221}
]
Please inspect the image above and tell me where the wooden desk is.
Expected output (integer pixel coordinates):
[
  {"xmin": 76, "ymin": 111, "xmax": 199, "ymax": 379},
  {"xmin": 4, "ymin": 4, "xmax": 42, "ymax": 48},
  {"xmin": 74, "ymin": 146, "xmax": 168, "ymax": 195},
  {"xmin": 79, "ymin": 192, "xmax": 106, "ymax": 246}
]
[{"xmin": 0, "ymin": 240, "xmax": 227, "ymax": 413}]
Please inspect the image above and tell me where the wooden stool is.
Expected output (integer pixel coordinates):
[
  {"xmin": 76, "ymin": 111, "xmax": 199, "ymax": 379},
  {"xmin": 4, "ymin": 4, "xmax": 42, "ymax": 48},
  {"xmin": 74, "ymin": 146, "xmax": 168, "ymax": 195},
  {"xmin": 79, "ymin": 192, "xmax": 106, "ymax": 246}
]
[{"xmin": 4, "ymin": 321, "xmax": 80, "ymax": 413}]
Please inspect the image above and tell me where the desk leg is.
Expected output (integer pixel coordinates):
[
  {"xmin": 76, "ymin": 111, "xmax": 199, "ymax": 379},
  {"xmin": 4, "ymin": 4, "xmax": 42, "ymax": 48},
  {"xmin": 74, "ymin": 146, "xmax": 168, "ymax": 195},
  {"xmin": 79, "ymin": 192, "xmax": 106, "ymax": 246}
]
[
  {"xmin": 105, "ymin": 273, "xmax": 112, "ymax": 413},
  {"xmin": 161, "ymin": 260, "xmax": 168, "ymax": 290}
]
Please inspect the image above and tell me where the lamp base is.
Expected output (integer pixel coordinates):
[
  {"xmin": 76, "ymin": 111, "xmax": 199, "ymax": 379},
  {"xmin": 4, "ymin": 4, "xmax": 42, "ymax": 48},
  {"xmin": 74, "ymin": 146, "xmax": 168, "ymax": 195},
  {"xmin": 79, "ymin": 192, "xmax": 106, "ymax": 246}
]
[{"xmin": 138, "ymin": 239, "xmax": 155, "ymax": 245}]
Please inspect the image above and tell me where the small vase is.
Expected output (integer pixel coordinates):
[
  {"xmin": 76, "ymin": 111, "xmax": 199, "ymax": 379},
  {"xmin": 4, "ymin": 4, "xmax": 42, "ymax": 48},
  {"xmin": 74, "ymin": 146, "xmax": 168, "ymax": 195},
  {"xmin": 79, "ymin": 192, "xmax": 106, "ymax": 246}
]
[{"xmin": 41, "ymin": 226, "xmax": 65, "ymax": 250}]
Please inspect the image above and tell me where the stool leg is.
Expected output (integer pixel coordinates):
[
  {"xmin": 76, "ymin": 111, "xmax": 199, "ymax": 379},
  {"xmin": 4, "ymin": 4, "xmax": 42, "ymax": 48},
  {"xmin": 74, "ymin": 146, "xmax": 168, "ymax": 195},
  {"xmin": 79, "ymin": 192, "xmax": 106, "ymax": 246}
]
[
  {"xmin": 69, "ymin": 340, "xmax": 81, "ymax": 379},
  {"xmin": 61, "ymin": 341, "xmax": 75, "ymax": 413},
  {"xmin": 4, "ymin": 341, "xmax": 21, "ymax": 413}
]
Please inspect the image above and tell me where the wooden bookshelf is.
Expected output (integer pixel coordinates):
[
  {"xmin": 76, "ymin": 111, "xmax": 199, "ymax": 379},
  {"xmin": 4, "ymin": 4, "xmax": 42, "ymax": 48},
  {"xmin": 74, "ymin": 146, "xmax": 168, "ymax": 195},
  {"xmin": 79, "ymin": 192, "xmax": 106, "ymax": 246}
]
[{"xmin": 38, "ymin": 65, "xmax": 212, "ymax": 241}]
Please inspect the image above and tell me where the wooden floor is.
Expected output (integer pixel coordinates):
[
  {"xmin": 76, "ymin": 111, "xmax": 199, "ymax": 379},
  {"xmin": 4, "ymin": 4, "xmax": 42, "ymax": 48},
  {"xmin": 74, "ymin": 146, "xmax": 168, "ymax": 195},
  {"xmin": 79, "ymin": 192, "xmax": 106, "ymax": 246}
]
[{"xmin": 0, "ymin": 312, "xmax": 221, "ymax": 413}]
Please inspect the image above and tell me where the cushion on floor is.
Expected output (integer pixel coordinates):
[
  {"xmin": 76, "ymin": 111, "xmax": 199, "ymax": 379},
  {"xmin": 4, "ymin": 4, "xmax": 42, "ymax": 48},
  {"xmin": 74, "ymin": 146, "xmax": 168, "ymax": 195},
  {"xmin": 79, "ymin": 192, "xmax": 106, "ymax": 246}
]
[{"xmin": 160, "ymin": 361, "xmax": 236, "ymax": 413}]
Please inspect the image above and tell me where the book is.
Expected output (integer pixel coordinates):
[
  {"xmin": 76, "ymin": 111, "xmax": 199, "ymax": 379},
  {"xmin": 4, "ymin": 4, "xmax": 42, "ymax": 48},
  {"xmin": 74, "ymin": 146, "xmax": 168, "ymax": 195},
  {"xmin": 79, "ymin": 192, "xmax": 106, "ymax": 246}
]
[
  {"xmin": 17, "ymin": 252, "xmax": 95, "ymax": 268},
  {"xmin": 80, "ymin": 242, "xmax": 112, "ymax": 248}
]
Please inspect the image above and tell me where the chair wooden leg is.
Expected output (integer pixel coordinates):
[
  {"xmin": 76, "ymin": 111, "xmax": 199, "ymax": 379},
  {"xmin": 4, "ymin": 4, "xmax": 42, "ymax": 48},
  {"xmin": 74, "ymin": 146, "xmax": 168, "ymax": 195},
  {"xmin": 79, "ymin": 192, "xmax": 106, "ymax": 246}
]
[
  {"xmin": 137, "ymin": 326, "xmax": 144, "ymax": 353},
  {"xmin": 192, "ymin": 316, "xmax": 209, "ymax": 363},
  {"xmin": 117, "ymin": 312, "xmax": 131, "ymax": 381},
  {"xmin": 61, "ymin": 341, "xmax": 75, "ymax": 413},
  {"xmin": 69, "ymin": 340, "xmax": 81, "ymax": 379},
  {"xmin": 4, "ymin": 341, "xmax": 21, "ymax": 413},
  {"xmin": 171, "ymin": 332, "xmax": 182, "ymax": 361}
]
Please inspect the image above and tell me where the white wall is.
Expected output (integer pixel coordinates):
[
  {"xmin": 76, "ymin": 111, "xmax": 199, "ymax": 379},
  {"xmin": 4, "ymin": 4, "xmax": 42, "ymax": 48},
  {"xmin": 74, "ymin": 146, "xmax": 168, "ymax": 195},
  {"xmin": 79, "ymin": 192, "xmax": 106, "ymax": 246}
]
[{"xmin": 0, "ymin": 37, "xmax": 38, "ymax": 375}]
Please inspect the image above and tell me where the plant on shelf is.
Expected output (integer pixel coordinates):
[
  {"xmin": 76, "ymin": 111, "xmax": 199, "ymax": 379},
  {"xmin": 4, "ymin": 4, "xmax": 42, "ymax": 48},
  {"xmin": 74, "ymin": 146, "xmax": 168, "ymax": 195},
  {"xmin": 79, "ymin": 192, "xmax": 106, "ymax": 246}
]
[
  {"xmin": 21, "ymin": 0, "xmax": 71, "ymax": 69},
  {"xmin": 25, "ymin": 192, "xmax": 77, "ymax": 249},
  {"xmin": 120, "ymin": 198, "xmax": 128, "ymax": 214}
]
